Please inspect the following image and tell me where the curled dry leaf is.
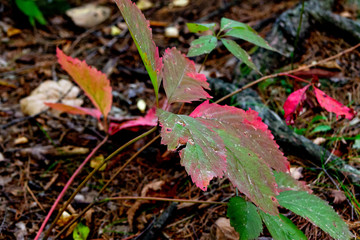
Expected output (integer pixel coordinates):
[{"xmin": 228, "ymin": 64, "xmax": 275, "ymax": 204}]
[
  {"xmin": 212, "ymin": 218, "xmax": 239, "ymax": 240},
  {"xmin": 330, "ymin": 190, "xmax": 347, "ymax": 204},
  {"xmin": 20, "ymin": 79, "xmax": 83, "ymax": 116},
  {"xmin": 66, "ymin": 4, "xmax": 111, "ymax": 28},
  {"xmin": 127, "ymin": 180, "xmax": 165, "ymax": 230}
]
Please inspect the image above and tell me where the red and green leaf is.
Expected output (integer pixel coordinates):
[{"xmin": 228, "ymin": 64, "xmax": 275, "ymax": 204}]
[
  {"xmin": 162, "ymin": 47, "xmax": 212, "ymax": 104},
  {"xmin": 44, "ymin": 102, "xmax": 102, "ymax": 120},
  {"xmin": 56, "ymin": 48, "xmax": 112, "ymax": 119},
  {"xmin": 283, "ymin": 85, "xmax": 310, "ymax": 125},
  {"xmin": 115, "ymin": 0, "xmax": 162, "ymax": 100},
  {"xmin": 314, "ymin": 87, "xmax": 355, "ymax": 120},
  {"xmin": 108, "ymin": 107, "xmax": 158, "ymax": 135},
  {"xmin": 158, "ymin": 101, "xmax": 289, "ymax": 214}
]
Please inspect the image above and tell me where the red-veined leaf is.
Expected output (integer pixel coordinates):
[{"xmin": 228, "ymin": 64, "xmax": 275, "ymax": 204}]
[
  {"xmin": 56, "ymin": 48, "xmax": 112, "ymax": 119},
  {"xmin": 108, "ymin": 107, "xmax": 158, "ymax": 135},
  {"xmin": 283, "ymin": 85, "xmax": 310, "ymax": 125},
  {"xmin": 162, "ymin": 47, "xmax": 212, "ymax": 104},
  {"xmin": 115, "ymin": 0, "xmax": 162, "ymax": 100},
  {"xmin": 44, "ymin": 102, "xmax": 102, "ymax": 119},
  {"xmin": 314, "ymin": 87, "xmax": 355, "ymax": 120},
  {"xmin": 158, "ymin": 101, "xmax": 290, "ymax": 214}
]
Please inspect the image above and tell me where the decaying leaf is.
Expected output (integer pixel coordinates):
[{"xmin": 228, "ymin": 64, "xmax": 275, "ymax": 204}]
[
  {"xmin": 20, "ymin": 79, "xmax": 83, "ymax": 116},
  {"xmin": 56, "ymin": 48, "xmax": 112, "ymax": 120},
  {"xmin": 162, "ymin": 47, "xmax": 211, "ymax": 103},
  {"xmin": 212, "ymin": 217, "xmax": 239, "ymax": 240},
  {"xmin": 66, "ymin": 4, "xmax": 111, "ymax": 28},
  {"xmin": 158, "ymin": 101, "xmax": 289, "ymax": 214}
]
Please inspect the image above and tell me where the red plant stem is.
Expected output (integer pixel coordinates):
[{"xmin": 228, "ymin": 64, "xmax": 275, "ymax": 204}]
[
  {"xmin": 34, "ymin": 135, "xmax": 108, "ymax": 240},
  {"xmin": 279, "ymin": 73, "xmax": 311, "ymax": 84}
]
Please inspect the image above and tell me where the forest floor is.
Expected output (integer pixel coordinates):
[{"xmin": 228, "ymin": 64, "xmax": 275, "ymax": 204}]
[{"xmin": 1, "ymin": 0, "xmax": 360, "ymax": 239}]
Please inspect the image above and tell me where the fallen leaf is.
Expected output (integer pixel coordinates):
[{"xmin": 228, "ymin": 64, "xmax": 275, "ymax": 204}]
[
  {"xmin": 330, "ymin": 190, "xmax": 347, "ymax": 204},
  {"xmin": 136, "ymin": 0, "xmax": 153, "ymax": 10},
  {"xmin": 66, "ymin": 4, "xmax": 111, "ymax": 28},
  {"xmin": 90, "ymin": 154, "xmax": 106, "ymax": 171},
  {"xmin": 290, "ymin": 167, "xmax": 303, "ymax": 180},
  {"xmin": 20, "ymin": 79, "xmax": 83, "ymax": 116},
  {"xmin": 165, "ymin": 26, "xmax": 179, "ymax": 38},
  {"xmin": 211, "ymin": 218, "xmax": 239, "ymax": 240},
  {"xmin": 14, "ymin": 136, "xmax": 28, "ymax": 145},
  {"xmin": 172, "ymin": 0, "xmax": 189, "ymax": 7}
]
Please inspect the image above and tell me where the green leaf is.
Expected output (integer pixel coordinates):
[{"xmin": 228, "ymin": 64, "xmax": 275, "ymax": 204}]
[
  {"xmin": 221, "ymin": 39, "xmax": 260, "ymax": 74},
  {"xmin": 73, "ymin": 222, "xmax": 90, "ymax": 240},
  {"xmin": 15, "ymin": 0, "xmax": 47, "ymax": 26},
  {"xmin": 311, "ymin": 125, "xmax": 332, "ymax": 134},
  {"xmin": 227, "ymin": 197, "xmax": 263, "ymax": 240},
  {"xmin": 277, "ymin": 191, "xmax": 351, "ymax": 240},
  {"xmin": 274, "ymin": 171, "xmax": 310, "ymax": 193},
  {"xmin": 186, "ymin": 23, "xmax": 216, "ymax": 33},
  {"xmin": 259, "ymin": 211, "xmax": 307, "ymax": 240},
  {"xmin": 187, "ymin": 35, "xmax": 217, "ymax": 57},
  {"xmin": 220, "ymin": 17, "xmax": 249, "ymax": 31},
  {"xmin": 158, "ymin": 101, "xmax": 289, "ymax": 214},
  {"xmin": 162, "ymin": 47, "xmax": 211, "ymax": 104},
  {"xmin": 225, "ymin": 27, "xmax": 277, "ymax": 52},
  {"xmin": 115, "ymin": 0, "xmax": 162, "ymax": 101}
]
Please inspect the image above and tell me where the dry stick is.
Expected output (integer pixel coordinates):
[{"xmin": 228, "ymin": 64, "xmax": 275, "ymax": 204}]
[
  {"xmin": 215, "ymin": 42, "xmax": 360, "ymax": 104},
  {"xmin": 53, "ymin": 134, "xmax": 161, "ymax": 238},
  {"xmin": 34, "ymin": 135, "xmax": 109, "ymax": 240},
  {"xmin": 43, "ymin": 126, "xmax": 158, "ymax": 240}
]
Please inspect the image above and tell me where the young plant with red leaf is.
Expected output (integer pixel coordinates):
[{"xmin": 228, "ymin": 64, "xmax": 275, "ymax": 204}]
[
  {"xmin": 38, "ymin": 0, "xmax": 352, "ymax": 239},
  {"xmin": 283, "ymin": 74, "xmax": 356, "ymax": 125}
]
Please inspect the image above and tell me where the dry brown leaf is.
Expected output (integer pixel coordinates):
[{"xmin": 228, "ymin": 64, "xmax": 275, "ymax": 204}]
[
  {"xmin": 20, "ymin": 79, "xmax": 82, "ymax": 116},
  {"xmin": 66, "ymin": 4, "xmax": 111, "ymax": 28},
  {"xmin": 330, "ymin": 190, "xmax": 347, "ymax": 204},
  {"xmin": 211, "ymin": 217, "xmax": 239, "ymax": 240},
  {"xmin": 127, "ymin": 180, "xmax": 165, "ymax": 230}
]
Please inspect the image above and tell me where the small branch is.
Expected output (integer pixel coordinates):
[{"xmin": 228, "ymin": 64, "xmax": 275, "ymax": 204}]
[
  {"xmin": 34, "ymin": 135, "xmax": 108, "ymax": 240},
  {"xmin": 100, "ymin": 196, "xmax": 228, "ymax": 205},
  {"xmin": 215, "ymin": 42, "xmax": 360, "ymax": 104}
]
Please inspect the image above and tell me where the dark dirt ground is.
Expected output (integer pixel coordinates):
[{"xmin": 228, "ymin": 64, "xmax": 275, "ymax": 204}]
[{"xmin": 1, "ymin": 0, "xmax": 360, "ymax": 239}]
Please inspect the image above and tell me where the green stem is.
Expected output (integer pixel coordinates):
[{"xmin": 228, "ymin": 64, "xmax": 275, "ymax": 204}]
[
  {"xmin": 43, "ymin": 126, "xmax": 157, "ymax": 239},
  {"xmin": 291, "ymin": 0, "xmax": 305, "ymax": 69},
  {"xmin": 54, "ymin": 134, "xmax": 161, "ymax": 239}
]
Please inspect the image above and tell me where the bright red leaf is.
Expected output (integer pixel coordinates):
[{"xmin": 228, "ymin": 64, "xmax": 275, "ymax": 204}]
[
  {"xmin": 44, "ymin": 102, "xmax": 102, "ymax": 119},
  {"xmin": 56, "ymin": 48, "xmax": 112, "ymax": 119},
  {"xmin": 108, "ymin": 107, "xmax": 158, "ymax": 135},
  {"xmin": 158, "ymin": 101, "xmax": 290, "ymax": 215},
  {"xmin": 314, "ymin": 87, "xmax": 355, "ymax": 120},
  {"xmin": 283, "ymin": 85, "xmax": 310, "ymax": 125},
  {"xmin": 162, "ymin": 47, "xmax": 211, "ymax": 104},
  {"xmin": 115, "ymin": 0, "xmax": 162, "ymax": 100}
]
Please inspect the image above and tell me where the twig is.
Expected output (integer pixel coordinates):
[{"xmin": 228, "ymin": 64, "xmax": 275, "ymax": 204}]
[
  {"xmin": 34, "ymin": 135, "xmax": 108, "ymax": 240},
  {"xmin": 25, "ymin": 183, "xmax": 45, "ymax": 212},
  {"xmin": 100, "ymin": 196, "xmax": 228, "ymax": 205},
  {"xmin": 215, "ymin": 42, "xmax": 360, "ymax": 104}
]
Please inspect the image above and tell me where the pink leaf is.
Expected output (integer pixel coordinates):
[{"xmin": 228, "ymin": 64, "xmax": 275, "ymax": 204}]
[
  {"xmin": 44, "ymin": 102, "xmax": 102, "ymax": 119},
  {"xmin": 109, "ymin": 107, "xmax": 158, "ymax": 135},
  {"xmin": 283, "ymin": 85, "xmax": 310, "ymax": 125},
  {"xmin": 56, "ymin": 48, "xmax": 112, "ymax": 119},
  {"xmin": 162, "ymin": 47, "xmax": 212, "ymax": 103},
  {"xmin": 158, "ymin": 101, "xmax": 290, "ymax": 214},
  {"xmin": 114, "ymin": 0, "xmax": 162, "ymax": 99},
  {"xmin": 314, "ymin": 87, "xmax": 356, "ymax": 120}
]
